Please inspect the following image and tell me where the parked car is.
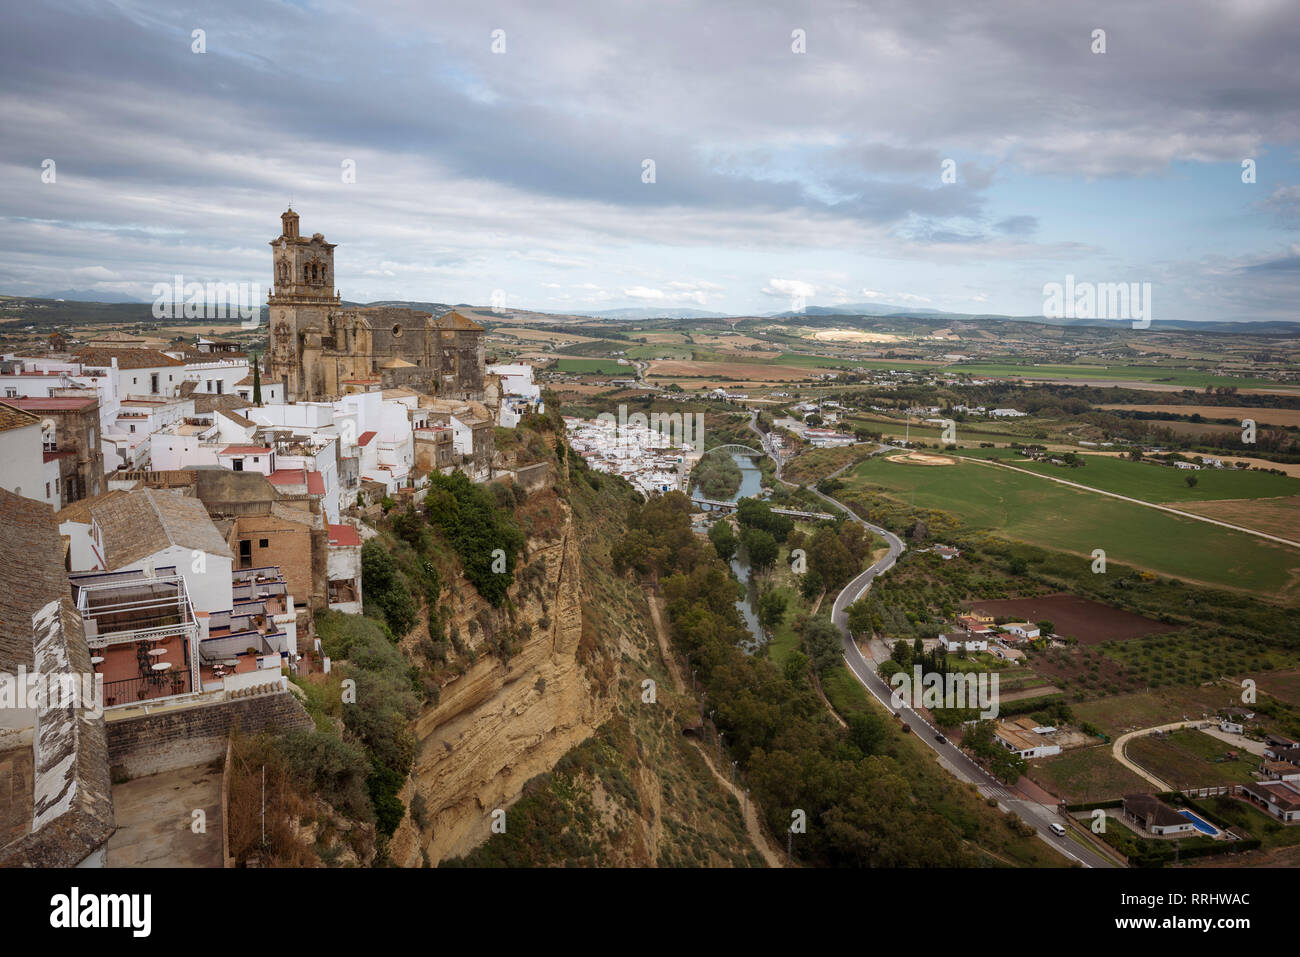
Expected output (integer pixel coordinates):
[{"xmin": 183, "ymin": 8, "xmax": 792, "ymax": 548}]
[{"xmin": 934, "ymin": 732, "xmax": 946, "ymax": 743}]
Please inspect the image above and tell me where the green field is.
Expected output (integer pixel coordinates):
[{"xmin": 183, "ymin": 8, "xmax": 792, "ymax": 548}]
[
  {"xmin": 849, "ymin": 416, "xmax": 1031, "ymax": 446},
  {"xmin": 776, "ymin": 353, "xmax": 939, "ymax": 372},
  {"xmin": 841, "ymin": 455, "xmax": 1300, "ymax": 595},
  {"xmin": 951, "ymin": 362, "xmax": 1296, "ymax": 391},
  {"xmin": 554, "ymin": 358, "xmax": 633, "ymax": 374},
  {"xmin": 953, "ymin": 451, "xmax": 1300, "ymax": 504}
]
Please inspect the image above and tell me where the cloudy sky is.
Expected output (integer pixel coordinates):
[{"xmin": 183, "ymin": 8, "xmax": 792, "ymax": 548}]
[{"xmin": 2, "ymin": 0, "xmax": 1299, "ymax": 320}]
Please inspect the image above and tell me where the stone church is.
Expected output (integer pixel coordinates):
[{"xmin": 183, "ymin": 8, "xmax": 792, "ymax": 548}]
[{"xmin": 266, "ymin": 209, "xmax": 486, "ymax": 402}]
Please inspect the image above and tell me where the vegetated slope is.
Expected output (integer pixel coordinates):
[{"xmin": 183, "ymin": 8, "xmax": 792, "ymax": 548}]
[
  {"xmin": 346, "ymin": 418, "xmax": 756, "ymax": 866},
  {"xmin": 609, "ymin": 491, "xmax": 1064, "ymax": 867}
]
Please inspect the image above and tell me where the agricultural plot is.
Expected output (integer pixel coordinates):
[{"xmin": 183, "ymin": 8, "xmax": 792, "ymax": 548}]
[
  {"xmin": 1029, "ymin": 747, "xmax": 1150, "ymax": 804},
  {"xmin": 554, "ymin": 358, "xmax": 633, "ymax": 375},
  {"xmin": 952, "ymin": 362, "xmax": 1296, "ymax": 391},
  {"xmin": 1125, "ymin": 729, "xmax": 1261, "ymax": 789},
  {"xmin": 966, "ymin": 594, "xmax": 1175, "ymax": 644},
  {"xmin": 841, "ymin": 456, "xmax": 1300, "ymax": 595},
  {"xmin": 986, "ymin": 452, "xmax": 1300, "ymax": 505}
]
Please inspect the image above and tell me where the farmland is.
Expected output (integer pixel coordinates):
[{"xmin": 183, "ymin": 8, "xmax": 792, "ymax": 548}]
[
  {"xmin": 965, "ymin": 594, "xmax": 1176, "ymax": 644},
  {"xmin": 840, "ymin": 454, "xmax": 1300, "ymax": 595},
  {"xmin": 1125, "ymin": 729, "xmax": 1261, "ymax": 789},
  {"xmin": 553, "ymin": 358, "xmax": 633, "ymax": 375},
  {"xmin": 952, "ymin": 362, "xmax": 1299, "ymax": 392},
  {"xmin": 963, "ymin": 452, "xmax": 1300, "ymax": 505}
]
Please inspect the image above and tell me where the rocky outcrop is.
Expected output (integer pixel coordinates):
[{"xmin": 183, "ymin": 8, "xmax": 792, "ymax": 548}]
[{"xmin": 388, "ymin": 498, "xmax": 614, "ymax": 866}]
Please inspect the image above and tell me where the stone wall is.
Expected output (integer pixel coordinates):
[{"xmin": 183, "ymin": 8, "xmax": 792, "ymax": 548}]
[{"xmin": 106, "ymin": 691, "xmax": 313, "ymax": 780}]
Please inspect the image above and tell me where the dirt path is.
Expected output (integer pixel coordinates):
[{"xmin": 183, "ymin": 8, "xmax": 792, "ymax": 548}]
[{"xmin": 643, "ymin": 585, "xmax": 784, "ymax": 868}]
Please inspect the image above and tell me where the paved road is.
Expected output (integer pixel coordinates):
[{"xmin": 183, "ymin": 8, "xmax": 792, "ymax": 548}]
[{"xmin": 748, "ymin": 415, "xmax": 1114, "ymax": 867}]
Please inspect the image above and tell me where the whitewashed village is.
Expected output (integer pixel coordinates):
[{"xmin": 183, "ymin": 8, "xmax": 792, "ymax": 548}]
[{"xmin": 0, "ymin": 212, "xmax": 546, "ymax": 866}]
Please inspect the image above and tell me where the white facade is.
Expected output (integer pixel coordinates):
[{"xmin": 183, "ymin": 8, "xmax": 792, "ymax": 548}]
[{"xmin": 0, "ymin": 415, "xmax": 46, "ymax": 503}]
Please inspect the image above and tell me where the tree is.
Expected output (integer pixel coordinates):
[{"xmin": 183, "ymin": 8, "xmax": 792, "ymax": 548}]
[
  {"xmin": 759, "ymin": 590, "xmax": 788, "ymax": 629},
  {"xmin": 742, "ymin": 527, "xmax": 778, "ymax": 573},
  {"xmin": 1184, "ymin": 473, "xmax": 1198, "ymax": 488},
  {"xmin": 252, "ymin": 351, "xmax": 263, "ymax": 406},
  {"xmin": 802, "ymin": 617, "xmax": 842, "ymax": 675},
  {"xmin": 891, "ymin": 639, "xmax": 913, "ymax": 668},
  {"xmin": 708, "ymin": 520, "xmax": 738, "ymax": 562}
]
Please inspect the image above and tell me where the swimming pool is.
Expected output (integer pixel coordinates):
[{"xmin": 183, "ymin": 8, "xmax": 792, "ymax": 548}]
[{"xmin": 1178, "ymin": 810, "xmax": 1220, "ymax": 837}]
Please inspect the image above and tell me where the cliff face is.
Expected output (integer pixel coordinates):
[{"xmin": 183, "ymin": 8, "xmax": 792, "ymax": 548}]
[{"xmin": 388, "ymin": 493, "xmax": 615, "ymax": 867}]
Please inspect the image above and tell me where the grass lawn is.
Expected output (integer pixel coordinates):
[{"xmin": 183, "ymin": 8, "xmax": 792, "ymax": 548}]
[
  {"xmin": 554, "ymin": 358, "xmax": 631, "ymax": 374},
  {"xmin": 1125, "ymin": 729, "xmax": 1261, "ymax": 789},
  {"xmin": 841, "ymin": 455, "xmax": 1300, "ymax": 596},
  {"xmin": 1189, "ymin": 794, "xmax": 1300, "ymax": 850},
  {"xmin": 1029, "ymin": 746, "xmax": 1151, "ymax": 803}
]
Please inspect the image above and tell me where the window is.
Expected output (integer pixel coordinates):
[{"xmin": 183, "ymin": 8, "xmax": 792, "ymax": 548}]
[
  {"xmin": 45, "ymin": 482, "xmax": 50, "ymax": 498},
  {"xmin": 259, "ymin": 539, "xmax": 269, "ymax": 548},
  {"xmin": 150, "ymin": 373, "xmax": 159, "ymax": 393},
  {"xmin": 54, "ymin": 478, "xmax": 59, "ymax": 493},
  {"xmin": 252, "ymin": 456, "xmax": 259, "ymax": 463},
  {"xmin": 232, "ymin": 458, "xmax": 244, "ymax": 471},
  {"xmin": 3, "ymin": 387, "xmax": 15, "ymax": 398},
  {"xmin": 129, "ymin": 424, "xmax": 136, "ymax": 433}
]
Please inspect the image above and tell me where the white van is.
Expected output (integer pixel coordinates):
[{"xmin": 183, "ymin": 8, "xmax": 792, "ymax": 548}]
[{"xmin": 1048, "ymin": 823, "xmax": 1066, "ymax": 837}]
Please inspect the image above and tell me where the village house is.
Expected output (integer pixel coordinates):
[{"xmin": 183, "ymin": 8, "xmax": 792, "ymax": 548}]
[{"xmin": 1121, "ymin": 794, "xmax": 1197, "ymax": 836}]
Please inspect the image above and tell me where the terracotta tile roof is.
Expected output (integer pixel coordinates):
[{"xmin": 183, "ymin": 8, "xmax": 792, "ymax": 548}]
[
  {"xmin": 92, "ymin": 487, "xmax": 232, "ymax": 569},
  {"xmin": 54, "ymin": 488, "xmax": 128, "ymax": 526},
  {"xmin": 0, "ymin": 489, "xmax": 65, "ymax": 671},
  {"xmin": 218, "ymin": 409, "xmax": 256, "ymax": 429},
  {"xmin": 357, "ymin": 430, "xmax": 377, "ymax": 447},
  {"xmin": 306, "ymin": 471, "xmax": 326, "ymax": 495},
  {"xmin": 434, "ymin": 309, "xmax": 484, "ymax": 331},
  {"xmin": 74, "ymin": 347, "xmax": 186, "ymax": 369},
  {"xmin": 327, "ymin": 524, "xmax": 361, "ymax": 547},
  {"xmin": 1, "ymin": 396, "xmax": 97, "ymax": 412},
  {"xmin": 267, "ymin": 469, "xmax": 306, "ymax": 486},
  {"xmin": 0, "ymin": 401, "xmax": 39, "ymax": 434}
]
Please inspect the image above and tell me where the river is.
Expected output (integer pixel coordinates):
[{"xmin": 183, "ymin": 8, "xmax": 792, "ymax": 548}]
[{"xmin": 692, "ymin": 453, "xmax": 768, "ymax": 653}]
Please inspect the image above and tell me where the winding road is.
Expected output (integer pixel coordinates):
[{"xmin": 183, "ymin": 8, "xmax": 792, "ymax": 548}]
[{"xmin": 747, "ymin": 414, "xmax": 1115, "ymax": 867}]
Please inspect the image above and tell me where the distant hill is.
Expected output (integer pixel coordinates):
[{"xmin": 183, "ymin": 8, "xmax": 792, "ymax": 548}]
[
  {"xmin": 5, "ymin": 294, "xmax": 1299, "ymax": 337},
  {"xmin": 577, "ymin": 307, "xmax": 732, "ymax": 321}
]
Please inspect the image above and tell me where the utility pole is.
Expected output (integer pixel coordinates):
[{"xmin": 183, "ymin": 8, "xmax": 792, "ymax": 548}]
[{"xmin": 731, "ymin": 759, "xmax": 738, "ymax": 789}]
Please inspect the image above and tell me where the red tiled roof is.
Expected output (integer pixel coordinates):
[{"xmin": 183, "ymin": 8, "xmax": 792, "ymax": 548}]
[
  {"xmin": 327, "ymin": 524, "xmax": 361, "ymax": 547},
  {"xmin": 267, "ymin": 469, "xmax": 306, "ymax": 486},
  {"xmin": 357, "ymin": 431, "xmax": 377, "ymax": 446},
  {"xmin": 220, "ymin": 445, "xmax": 271, "ymax": 455},
  {"xmin": 306, "ymin": 471, "xmax": 326, "ymax": 495},
  {"xmin": 0, "ymin": 396, "xmax": 97, "ymax": 411},
  {"xmin": 43, "ymin": 450, "xmax": 74, "ymax": 462}
]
